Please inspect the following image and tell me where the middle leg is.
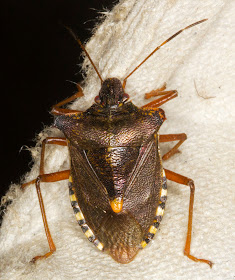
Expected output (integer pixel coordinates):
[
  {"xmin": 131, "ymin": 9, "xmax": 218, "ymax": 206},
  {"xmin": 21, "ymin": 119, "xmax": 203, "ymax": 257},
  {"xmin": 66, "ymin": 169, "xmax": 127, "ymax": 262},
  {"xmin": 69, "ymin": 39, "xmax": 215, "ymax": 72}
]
[
  {"xmin": 159, "ymin": 133, "xmax": 187, "ymax": 160},
  {"xmin": 22, "ymin": 137, "xmax": 68, "ymax": 188}
]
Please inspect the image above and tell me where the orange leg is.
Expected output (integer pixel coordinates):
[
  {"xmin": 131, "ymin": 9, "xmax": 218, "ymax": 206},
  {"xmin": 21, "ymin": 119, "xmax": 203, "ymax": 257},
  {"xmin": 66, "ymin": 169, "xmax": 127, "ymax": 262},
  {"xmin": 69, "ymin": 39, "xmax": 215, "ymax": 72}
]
[
  {"xmin": 164, "ymin": 169, "xmax": 213, "ymax": 268},
  {"xmin": 22, "ymin": 137, "xmax": 70, "ymax": 262},
  {"xmin": 32, "ymin": 170, "xmax": 70, "ymax": 262},
  {"xmin": 141, "ymin": 85, "xmax": 178, "ymax": 109},
  {"xmin": 51, "ymin": 83, "xmax": 84, "ymax": 116},
  {"xmin": 22, "ymin": 137, "xmax": 68, "ymax": 188},
  {"xmin": 39, "ymin": 137, "xmax": 68, "ymax": 175},
  {"xmin": 144, "ymin": 82, "xmax": 167, "ymax": 99},
  {"xmin": 159, "ymin": 133, "xmax": 187, "ymax": 160}
]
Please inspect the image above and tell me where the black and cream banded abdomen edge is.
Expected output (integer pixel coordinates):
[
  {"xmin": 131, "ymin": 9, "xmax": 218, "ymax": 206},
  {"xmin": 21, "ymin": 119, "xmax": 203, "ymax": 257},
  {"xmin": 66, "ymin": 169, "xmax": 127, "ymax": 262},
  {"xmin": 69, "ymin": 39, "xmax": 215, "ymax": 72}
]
[
  {"xmin": 69, "ymin": 170, "xmax": 167, "ymax": 251},
  {"xmin": 68, "ymin": 176, "xmax": 104, "ymax": 251},
  {"xmin": 140, "ymin": 168, "xmax": 167, "ymax": 248}
]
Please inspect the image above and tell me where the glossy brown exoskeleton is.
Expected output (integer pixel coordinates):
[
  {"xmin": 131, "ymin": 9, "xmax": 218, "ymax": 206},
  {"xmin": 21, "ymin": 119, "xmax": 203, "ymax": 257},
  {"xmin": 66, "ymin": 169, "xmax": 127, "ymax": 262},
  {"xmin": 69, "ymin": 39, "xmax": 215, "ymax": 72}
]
[
  {"xmin": 22, "ymin": 19, "xmax": 213, "ymax": 266},
  {"xmin": 55, "ymin": 78, "xmax": 165, "ymax": 263}
]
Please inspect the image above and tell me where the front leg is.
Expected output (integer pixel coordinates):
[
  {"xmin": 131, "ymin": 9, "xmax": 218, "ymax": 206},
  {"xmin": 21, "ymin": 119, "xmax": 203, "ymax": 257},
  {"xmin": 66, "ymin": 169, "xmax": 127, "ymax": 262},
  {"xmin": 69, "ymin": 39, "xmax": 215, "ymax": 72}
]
[
  {"xmin": 51, "ymin": 83, "xmax": 84, "ymax": 116},
  {"xmin": 141, "ymin": 83, "xmax": 178, "ymax": 109}
]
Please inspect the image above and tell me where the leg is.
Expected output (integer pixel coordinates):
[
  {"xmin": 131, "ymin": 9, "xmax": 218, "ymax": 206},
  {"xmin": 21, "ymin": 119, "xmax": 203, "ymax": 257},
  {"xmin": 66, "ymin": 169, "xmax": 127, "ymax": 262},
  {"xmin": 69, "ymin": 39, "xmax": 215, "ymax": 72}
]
[
  {"xmin": 51, "ymin": 83, "xmax": 84, "ymax": 116},
  {"xmin": 22, "ymin": 170, "xmax": 70, "ymax": 262},
  {"xmin": 141, "ymin": 88, "xmax": 178, "ymax": 109},
  {"xmin": 22, "ymin": 137, "xmax": 69, "ymax": 262},
  {"xmin": 164, "ymin": 169, "xmax": 213, "ymax": 268},
  {"xmin": 32, "ymin": 170, "xmax": 70, "ymax": 262},
  {"xmin": 39, "ymin": 137, "xmax": 68, "ymax": 175},
  {"xmin": 144, "ymin": 82, "xmax": 167, "ymax": 99},
  {"xmin": 159, "ymin": 133, "xmax": 187, "ymax": 160},
  {"xmin": 22, "ymin": 137, "xmax": 68, "ymax": 188}
]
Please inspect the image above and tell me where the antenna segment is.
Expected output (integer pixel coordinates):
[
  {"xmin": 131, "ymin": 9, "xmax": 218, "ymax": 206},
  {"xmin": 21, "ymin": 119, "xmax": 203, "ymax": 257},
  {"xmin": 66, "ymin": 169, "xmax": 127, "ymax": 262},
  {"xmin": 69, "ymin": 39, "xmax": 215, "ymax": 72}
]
[
  {"xmin": 66, "ymin": 27, "xmax": 103, "ymax": 84},
  {"xmin": 122, "ymin": 19, "xmax": 207, "ymax": 89}
]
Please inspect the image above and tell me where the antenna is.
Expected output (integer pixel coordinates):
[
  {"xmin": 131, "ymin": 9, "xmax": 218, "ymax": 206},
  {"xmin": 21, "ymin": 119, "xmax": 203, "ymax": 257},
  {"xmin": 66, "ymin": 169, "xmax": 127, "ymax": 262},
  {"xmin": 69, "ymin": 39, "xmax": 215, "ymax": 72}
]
[
  {"xmin": 122, "ymin": 19, "xmax": 208, "ymax": 89},
  {"xmin": 65, "ymin": 27, "xmax": 103, "ymax": 84}
]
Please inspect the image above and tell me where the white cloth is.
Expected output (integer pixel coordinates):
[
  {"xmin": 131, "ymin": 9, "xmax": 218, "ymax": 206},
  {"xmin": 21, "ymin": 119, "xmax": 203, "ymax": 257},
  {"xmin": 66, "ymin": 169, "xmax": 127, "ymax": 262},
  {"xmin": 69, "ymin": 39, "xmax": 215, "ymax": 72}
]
[{"xmin": 1, "ymin": 0, "xmax": 234, "ymax": 279}]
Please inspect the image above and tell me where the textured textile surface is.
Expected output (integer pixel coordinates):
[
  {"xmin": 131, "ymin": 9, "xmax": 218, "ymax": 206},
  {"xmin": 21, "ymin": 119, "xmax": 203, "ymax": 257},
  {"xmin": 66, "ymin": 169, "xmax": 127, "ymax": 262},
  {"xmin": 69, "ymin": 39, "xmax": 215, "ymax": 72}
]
[{"xmin": 0, "ymin": 0, "xmax": 234, "ymax": 279}]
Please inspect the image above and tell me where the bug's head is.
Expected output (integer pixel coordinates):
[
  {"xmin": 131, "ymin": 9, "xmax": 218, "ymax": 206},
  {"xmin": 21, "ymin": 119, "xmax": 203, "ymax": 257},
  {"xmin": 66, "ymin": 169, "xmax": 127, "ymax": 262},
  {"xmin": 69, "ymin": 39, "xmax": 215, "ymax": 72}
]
[
  {"xmin": 95, "ymin": 78, "xmax": 129, "ymax": 107},
  {"xmin": 69, "ymin": 18, "xmax": 207, "ymax": 107}
]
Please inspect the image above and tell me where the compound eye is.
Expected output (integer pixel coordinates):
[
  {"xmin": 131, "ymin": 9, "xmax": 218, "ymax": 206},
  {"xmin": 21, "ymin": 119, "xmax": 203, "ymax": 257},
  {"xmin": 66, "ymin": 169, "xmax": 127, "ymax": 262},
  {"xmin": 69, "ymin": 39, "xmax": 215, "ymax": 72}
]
[
  {"xmin": 95, "ymin": 95, "xmax": 101, "ymax": 104},
  {"xmin": 122, "ymin": 93, "xmax": 130, "ymax": 102}
]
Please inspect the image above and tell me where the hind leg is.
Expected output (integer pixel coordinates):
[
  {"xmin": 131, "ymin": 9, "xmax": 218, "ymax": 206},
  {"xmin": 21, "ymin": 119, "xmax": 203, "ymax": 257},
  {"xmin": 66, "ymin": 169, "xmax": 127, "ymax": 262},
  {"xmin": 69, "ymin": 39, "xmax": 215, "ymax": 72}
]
[
  {"xmin": 164, "ymin": 168, "xmax": 213, "ymax": 268},
  {"xmin": 22, "ymin": 137, "xmax": 69, "ymax": 262}
]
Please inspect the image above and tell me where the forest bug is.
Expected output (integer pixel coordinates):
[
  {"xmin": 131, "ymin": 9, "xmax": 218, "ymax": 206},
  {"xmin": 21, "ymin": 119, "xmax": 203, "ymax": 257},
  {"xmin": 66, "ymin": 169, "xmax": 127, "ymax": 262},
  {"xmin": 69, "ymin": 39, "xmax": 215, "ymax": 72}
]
[{"xmin": 22, "ymin": 19, "xmax": 212, "ymax": 267}]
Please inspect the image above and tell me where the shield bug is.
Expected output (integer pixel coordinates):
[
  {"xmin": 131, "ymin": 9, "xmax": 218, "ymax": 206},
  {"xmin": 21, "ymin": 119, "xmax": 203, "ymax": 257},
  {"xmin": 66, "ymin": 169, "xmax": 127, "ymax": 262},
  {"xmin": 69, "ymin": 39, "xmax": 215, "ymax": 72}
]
[{"xmin": 22, "ymin": 19, "xmax": 212, "ymax": 267}]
